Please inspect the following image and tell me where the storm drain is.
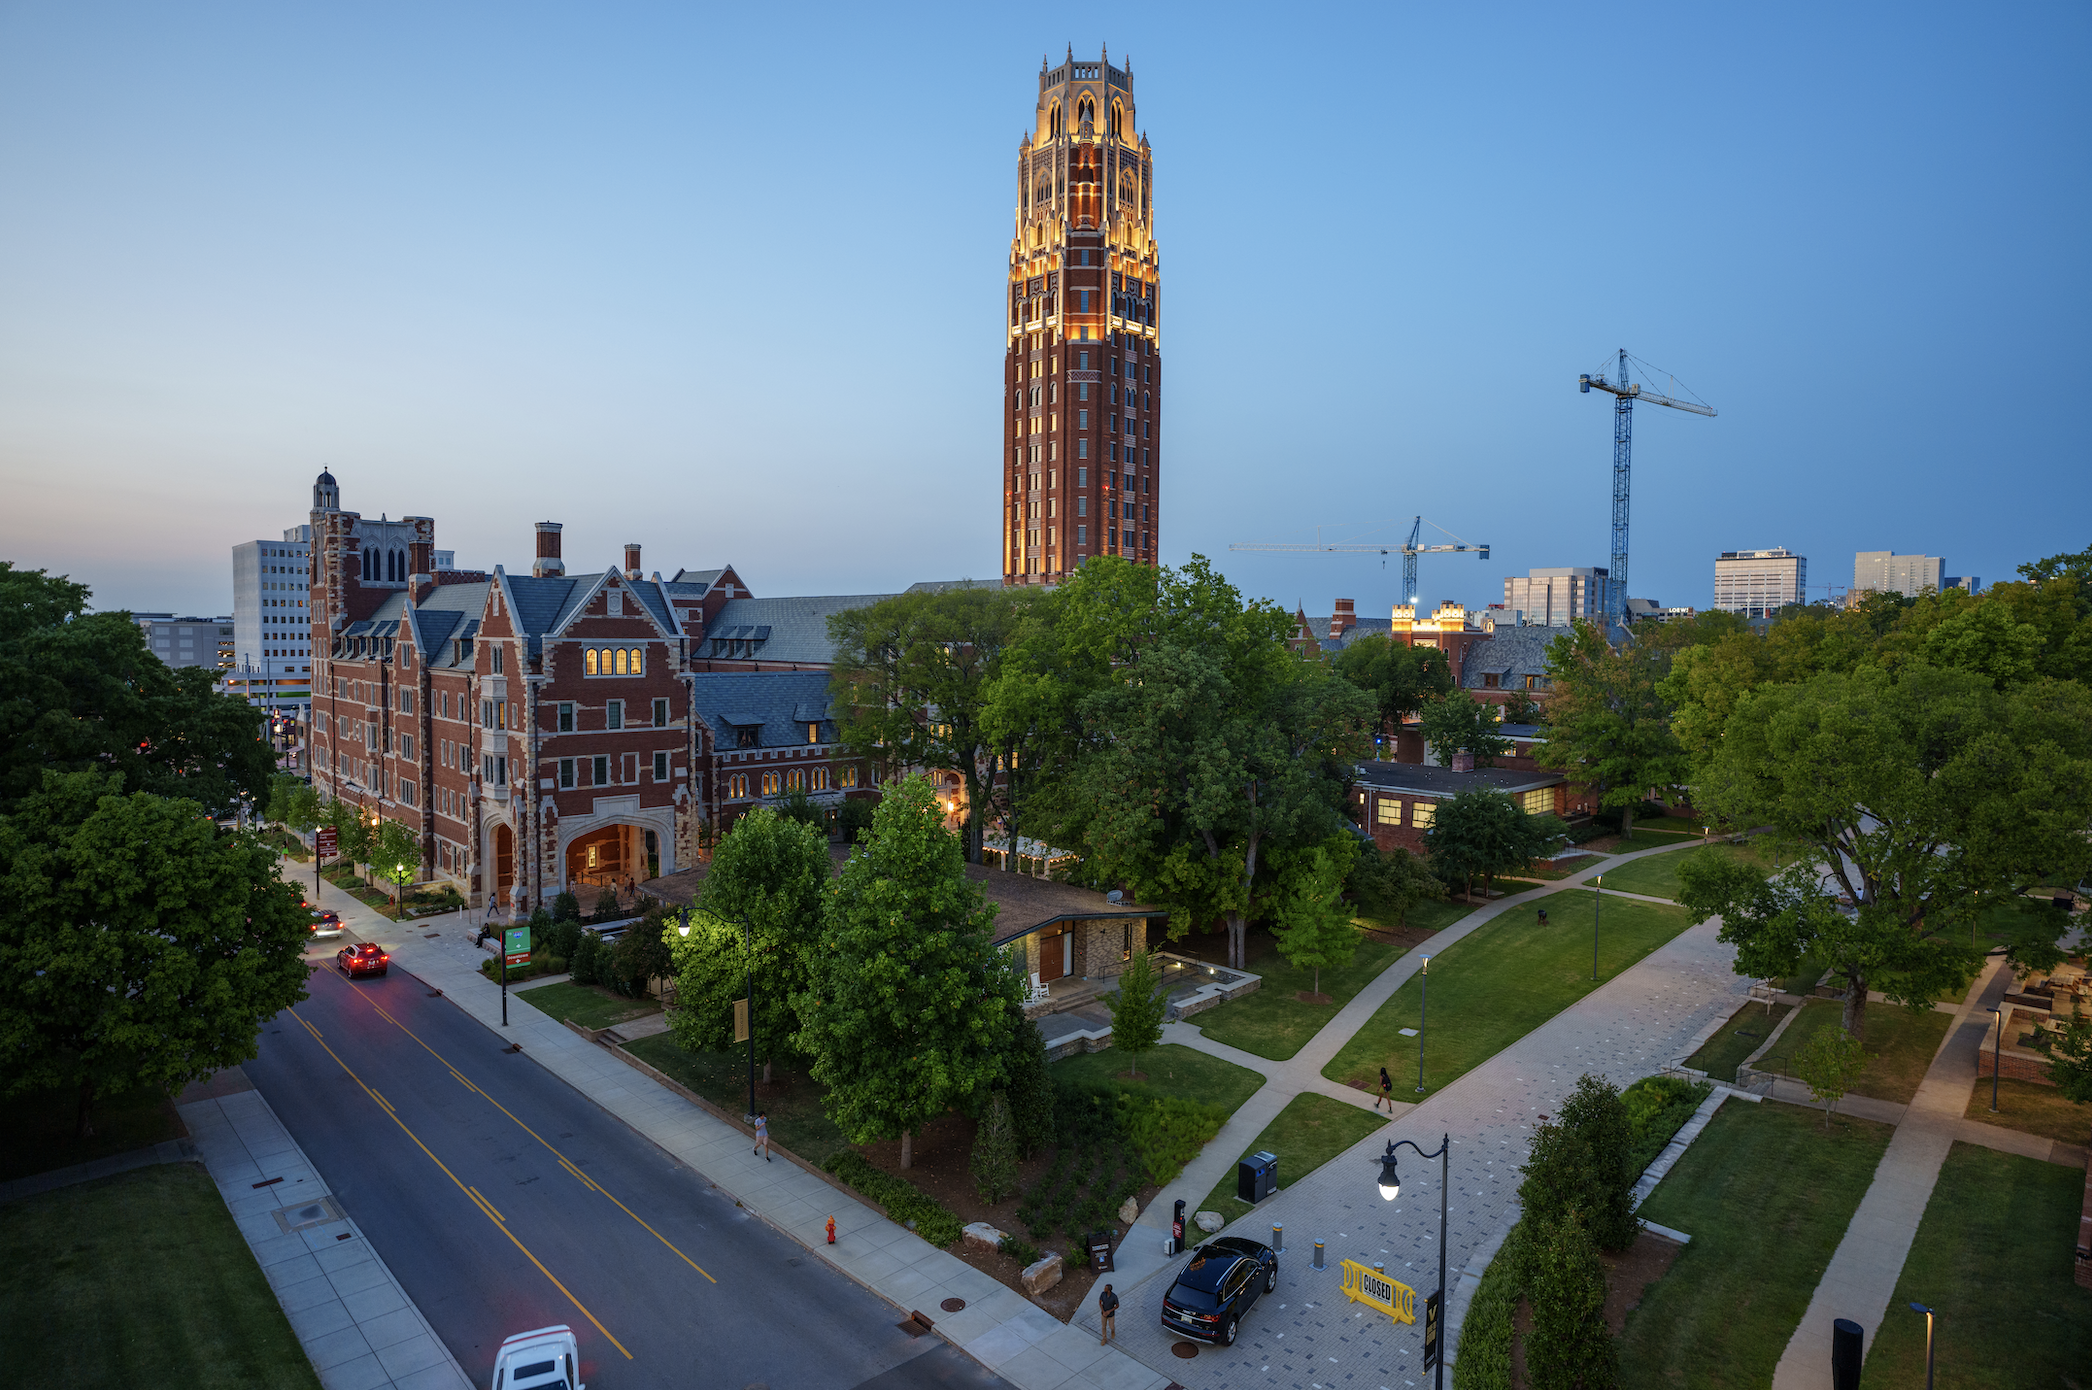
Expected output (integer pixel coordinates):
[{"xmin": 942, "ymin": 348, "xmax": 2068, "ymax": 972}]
[{"xmin": 270, "ymin": 1195, "xmax": 347, "ymax": 1234}]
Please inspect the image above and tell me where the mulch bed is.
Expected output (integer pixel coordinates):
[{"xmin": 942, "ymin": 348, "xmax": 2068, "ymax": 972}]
[
  {"xmin": 854, "ymin": 1109, "xmax": 1160, "ymax": 1323},
  {"xmin": 1295, "ymin": 991, "xmax": 1335, "ymax": 1006},
  {"xmin": 1506, "ymin": 1228, "xmax": 1683, "ymax": 1387}
]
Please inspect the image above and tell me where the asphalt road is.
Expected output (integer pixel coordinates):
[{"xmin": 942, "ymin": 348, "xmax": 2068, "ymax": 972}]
[{"xmin": 247, "ymin": 948, "xmax": 1010, "ymax": 1390}]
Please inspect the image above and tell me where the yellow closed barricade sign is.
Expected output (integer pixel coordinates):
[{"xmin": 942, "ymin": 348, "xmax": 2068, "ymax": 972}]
[{"xmin": 1339, "ymin": 1259, "xmax": 1416, "ymax": 1325}]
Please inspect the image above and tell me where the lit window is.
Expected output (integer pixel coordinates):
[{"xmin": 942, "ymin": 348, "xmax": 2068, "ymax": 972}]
[
  {"xmin": 629, "ymin": 648, "xmax": 643, "ymax": 676},
  {"xmin": 1375, "ymin": 798, "xmax": 1400, "ymax": 825},
  {"xmin": 1522, "ymin": 789, "xmax": 1553, "ymax": 815},
  {"xmin": 760, "ymin": 771, "xmax": 781, "ymax": 797},
  {"xmin": 1412, "ymin": 801, "xmax": 1435, "ymax": 828},
  {"xmin": 729, "ymin": 773, "xmax": 749, "ymax": 799},
  {"xmin": 614, "ymin": 648, "xmax": 628, "ymax": 675},
  {"xmin": 838, "ymin": 765, "xmax": 858, "ymax": 789},
  {"xmin": 586, "ymin": 648, "xmax": 599, "ymax": 676},
  {"xmin": 810, "ymin": 766, "xmax": 830, "ymax": 792},
  {"xmin": 785, "ymin": 769, "xmax": 804, "ymax": 793}
]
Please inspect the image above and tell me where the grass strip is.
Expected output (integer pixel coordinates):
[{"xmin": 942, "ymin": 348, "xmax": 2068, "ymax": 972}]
[
  {"xmin": 1322, "ymin": 894, "xmax": 1696, "ymax": 1094},
  {"xmin": 1193, "ymin": 1092, "xmax": 1388, "ymax": 1221},
  {"xmin": 1617, "ymin": 1100, "xmax": 1894, "ymax": 1389},
  {"xmin": 1577, "ymin": 838, "xmax": 1776, "ymax": 902},
  {"xmin": 1961, "ymin": 1076, "xmax": 2092, "ymax": 1145},
  {"xmin": 1052, "ymin": 1043, "xmax": 1265, "ymax": 1120},
  {"xmin": 1686, "ymin": 1001, "xmax": 1792, "ymax": 1083},
  {"xmin": 623, "ymin": 1033, "xmax": 850, "ymax": 1165},
  {"xmin": 1192, "ymin": 938, "xmax": 1402, "ymax": 1060},
  {"xmin": 1354, "ymin": 897, "xmax": 1486, "ymax": 938},
  {"xmin": 513, "ymin": 979, "xmax": 660, "ymax": 1032},
  {"xmin": 1754, "ymin": 998, "xmax": 1952, "ymax": 1105},
  {"xmin": 1859, "ymin": 1141, "xmax": 2092, "ymax": 1387},
  {"xmin": 0, "ymin": 1164, "xmax": 322, "ymax": 1389}
]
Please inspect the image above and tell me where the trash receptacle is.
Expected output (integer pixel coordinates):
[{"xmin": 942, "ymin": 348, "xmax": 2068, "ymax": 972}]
[
  {"xmin": 1830, "ymin": 1318, "xmax": 1863, "ymax": 1390},
  {"xmin": 1237, "ymin": 1151, "xmax": 1278, "ymax": 1204}
]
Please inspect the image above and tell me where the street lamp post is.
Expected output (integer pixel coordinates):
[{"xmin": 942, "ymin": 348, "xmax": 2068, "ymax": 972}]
[
  {"xmin": 1592, "ymin": 875, "xmax": 1603, "ymax": 982},
  {"xmin": 1909, "ymin": 1302, "xmax": 1936, "ymax": 1390},
  {"xmin": 1375, "ymin": 1134, "xmax": 1451, "ymax": 1390},
  {"xmin": 1415, "ymin": 955, "xmax": 1431, "ymax": 1094},
  {"xmin": 1989, "ymin": 1006, "xmax": 2002, "ymax": 1113}
]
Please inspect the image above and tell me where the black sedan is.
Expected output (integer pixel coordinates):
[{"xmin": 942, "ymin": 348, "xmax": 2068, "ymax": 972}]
[
  {"xmin": 336, "ymin": 942, "xmax": 390, "ymax": 978},
  {"xmin": 1160, "ymin": 1237, "xmax": 1278, "ymax": 1345}
]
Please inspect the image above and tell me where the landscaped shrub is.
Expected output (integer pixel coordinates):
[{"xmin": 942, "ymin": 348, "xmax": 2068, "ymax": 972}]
[
  {"xmin": 999, "ymin": 1233, "xmax": 1044, "ymax": 1267},
  {"xmin": 550, "ymin": 890, "xmax": 582, "ymax": 922},
  {"xmin": 607, "ymin": 918, "xmax": 672, "ymax": 998},
  {"xmin": 1116, "ymin": 1094, "xmax": 1226, "ymax": 1185},
  {"xmin": 1524, "ymin": 1211, "xmax": 1617, "ymax": 1389},
  {"xmin": 971, "ymin": 1091, "xmax": 1020, "ymax": 1204},
  {"xmin": 1555, "ymin": 1074, "xmax": 1637, "ymax": 1251},
  {"xmin": 1452, "ymin": 1224, "xmax": 1524, "ymax": 1390},
  {"xmin": 569, "ymin": 931, "xmax": 605, "ymax": 986},
  {"xmin": 823, "ymin": 1151, "xmax": 963, "ymax": 1247},
  {"xmin": 592, "ymin": 887, "xmax": 621, "ymax": 921},
  {"xmin": 1620, "ymin": 1075, "xmax": 1713, "ymax": 1176},
  {"xmin": 1003, "ymin": 1018, "xmax": 1056, "ymax": 1159}
]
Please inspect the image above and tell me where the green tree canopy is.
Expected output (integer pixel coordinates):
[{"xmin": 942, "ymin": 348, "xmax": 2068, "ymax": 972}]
[
  {"xmin": 1680, "ymin": 663, "xmax": 2092, "ymax": 1037},
  {"xmin": 0, "ymin": 770, "xmax": 310, "ymax": 1135},
  {"xmin": 0, "ymin": 564, "xmax": 274, "ymax": 817},
  {"xmin": 665, "ymin": 806, "xmax": 830, "ymax": 1081},
  {"xmin": 1344, "ymin": 840, "xmax": 1445, "ymax": 927},
  {"xmin": 1418, "ymin": 689, "xmax": 1510, "ymax": 768},
  {"xmin": 1331, "ymin": 634, "xmax": 1452, "ymax": 756},
  {"xmin": 1536, "ymin": 621, "xmax": 1685, "ymax": 839},
  {"xmin": 1264, "ymin": 835, "xmax": 1361, "ymax": 997},
  {"xmin": 796, "ymin": 775, "xmax": 1021, "ymax": 1167},
  {"xmin": 1104, "ymin": 948, "xmax": 1167, "ymax": 1077},
  {"xmin": 1423, "ymin": 788, "xmax": 1563, "ymax": 898}
]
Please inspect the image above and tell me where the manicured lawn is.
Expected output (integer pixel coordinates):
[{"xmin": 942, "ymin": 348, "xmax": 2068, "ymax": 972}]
[
  {"xmin": 1355, "ymin": 897, "xmax": 1484, "ymax": 938},
  {"xmin": 1502, "ymin": 853, "xmax": 1608, "ymax": 882},
  {"xmin": 1859, "ymin": 1142, "xmax": 2092, "ymax": 1388},
  {"xmin": 1777, "ymin": 955, "xmax": 1829, "ymax": 997},
  {"xmin": 0, "ymin": 1082, "xmax": 185, "ymax": 1183},
  {"xmin": 1755, "ymin": 998, "xmax": 1952, "ymax": 1105},
  {"xmin": 1686, "ymin": 1001, "xmax": 1792, "ymax": 1083},
  {"xmin": 0, "ymin": 1164, "xmax": 321, "ymax": 1388},
  {"xmin": 1962, "ymin": 1076, "xmax": 2092, "ymax": 1146},
  {"xmin": 1322, "ymin": 893, "xmax": 1697, "ymax": 1095},
  {"xmin": 1192, "ymin": 938, "xmax": 1402, "ymax": 1060},
  {"xmin": 1578, "ymin": 837, "xmax": 1776, "ymax": 902},
  {"xmin": 514, "ymin": 979, "xmax": 661, "ymax": 1032},
  {"xmin": 1192, "ymin": 1092, "xmax": 1388, "ymax": 1221},
  {"xmin": 1617, "ymin": 1100, "xmax": 1896, "ymax": 1390},
  {"xmin": 623, "ymin": 1034, "xmax": 851, "ymax": 1164},
  {"xmin": 1054, "ymin": 1043, "xmax": 1265, "ymax": 1118}
]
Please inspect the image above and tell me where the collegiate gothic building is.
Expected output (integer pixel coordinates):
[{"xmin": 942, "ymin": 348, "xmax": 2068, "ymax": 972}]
[
  {"xmin": 303, "ymin": 474, "xmax": 883, "ymax": 917},
  {"xmin": 1004, "ymin": 47, "xmax": 1161, "ymax": 585}
]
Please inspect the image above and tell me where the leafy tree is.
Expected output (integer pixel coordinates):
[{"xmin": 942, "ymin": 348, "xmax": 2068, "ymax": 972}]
[
  {"xmin": 1682, "ymin": 663, "xmax": 2092, "ymax": 1037},
  {"xmin": 1557, "ymin": 1073, "xmax": 1636, "ymax": 1250},
  {"xmin": 828, "ymin": 584, "xmax": 1024, "ymax": 863},
  {"xmin": 2017, "ymin": 541, "xmax": 2092, "ymax": 592},
  {"xmin": 969, "ymin": 1090, "xmax": 1020, "ymax": 1204},
  {"xmin": 607, "ymin": 913, "xmax": 674, "ymax": 998},
  {"xmin": 1524, "ymin": 1210, "xmax": 1617, "ymax": 1390},
  {"xmin": 1537, "ymin": 621, "xmax": 1686, "ymax": 839},
  {"xmin": 1104, "ymin": 949, "xmax": 1168, "ymax": 1078},
  {"xmin": 369, "ymin": 818, "xmax": 421, "ymax": 914},
  {"xmin": 1345, "ymin": 840, "xmax": 1445, "ymax": 927},
  {"xmin": 321, "ymin": 798, "xmax": 371, "ymax": 867},
  {"xmin": 0, "ymin": 564, "xmax": 275, "ymax": 817},
  {"xmin": 1266, "ymin": 837, "xmax": 1361, "ymax": 997},
  {"xmin": 1418, "ymin": 689, "xmax": 1511, "ymax": 768},
  {"xmin": 796, "ymin": 775, "xmax": 1021, "ymax": 1167},
  {"xmin": 664, "ymin": 807, "xmax": 828, "ymax": 1082},
  {"xmin": 1332, "ymin": 634, "xmax": 1452, "ymax": 757},
  {"xmin": 978, "ymin": 585, "xmax": 1089, "ymax": 873},
  {"xmin": 265, "ymin": 774, "xmax": 320, "ymax": 835},
  {"xmin": 776, "ymin": 787, "xmax": 826, "ymax": 834},
  {"xmin": 550, "ymin": 890, "xmax": 582, "ymax": 922},
  {"xmin": 2043, "ymin": 1016, "xmax": 2092, "ymax": 1105},
  {"xmin": 1793, "ymin": 1024, "xmax": 1870, "ymax": 1128},
  {"xmin": 833, "ymin": 795, "xmax": 877, "ymax": 843},
  {"xmin": 592, "ymin": 886, "xmax": 620, "ymax": 921},
  {"xmin": 1423, "ymin": 788, "xmax": 1563, "ymax": 899},
  {"xmin": 1002, "ymin": 1017, "xmax": 1056, "ymax": 1158},
  {"xmin": 0, "ymin": 770, "xmax": 309, "ymax": 1135}
]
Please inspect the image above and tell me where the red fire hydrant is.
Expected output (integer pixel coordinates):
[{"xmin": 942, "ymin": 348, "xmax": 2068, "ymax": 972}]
[{"xmin": 826, "ymin": 1215, "xmax": 837, "ymax": 1245}]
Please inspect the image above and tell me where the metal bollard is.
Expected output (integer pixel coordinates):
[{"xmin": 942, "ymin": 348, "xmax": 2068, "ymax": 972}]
[
  {"xmin": 1271, "ymin": 1223, "xmax": 1283, "ymax": 1252},
  {"xmin": 1313, "ymin": 1240, "xmax": 1325, "ymax": 1270}
]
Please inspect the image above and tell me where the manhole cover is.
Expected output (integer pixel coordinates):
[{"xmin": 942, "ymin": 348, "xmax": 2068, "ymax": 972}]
[
  {"xmin": 271, "ymin": 1195, "xmax": 346, "ymax": 1234},
  {"xmin": 940, "ymin": 1297, "xmax": 966, "ymax": 1313},
  {"xmin": 1171, "ymin": 1341, "xmax": 1199, "ymax": 1359}
]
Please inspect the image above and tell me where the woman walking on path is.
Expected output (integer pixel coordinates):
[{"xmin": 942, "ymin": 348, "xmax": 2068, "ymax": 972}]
[
  {"xmin": 753, "ymin": 1110, "xmax": 771, "ymax": 1161},
  {"xmin": 1376, "ymin": 1067, "xmax": 1394, "ymax": 1113}
]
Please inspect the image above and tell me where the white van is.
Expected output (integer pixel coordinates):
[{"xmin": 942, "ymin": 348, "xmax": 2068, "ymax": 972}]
[{"xmin": 491, "ymin": 1325, "xmax": 583, "ymax": 1390}]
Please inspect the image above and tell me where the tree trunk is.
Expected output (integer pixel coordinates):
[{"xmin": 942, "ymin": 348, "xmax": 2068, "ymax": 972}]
[
  {"xmin": 1841, "ymin": 972, "xmax": 1868, "ymax": 1040},
  {"xmin": 762, "ymin": 1058, "xmax": 773, "ymax": 1085},
  {"xmin": 75, "ymin": 1077, "xmax": 96, "ymax": 1140},
  {"xmin": 900, "ymin": 1128, "xmax": 913, "ymax": 1169},
  {"xmin": 1621, "ymin": 804, "xmax": 1636, "ymax": 841}
]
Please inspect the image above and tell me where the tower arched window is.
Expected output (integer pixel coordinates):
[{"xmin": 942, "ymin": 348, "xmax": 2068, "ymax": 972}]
[
  {"xmin": 1111, "ymin": 102, "xmax": 1122, "ymax": 138},
  {"xmin": 1049, "ymin": 103, "xmax": 1061, "ymax": 138}
]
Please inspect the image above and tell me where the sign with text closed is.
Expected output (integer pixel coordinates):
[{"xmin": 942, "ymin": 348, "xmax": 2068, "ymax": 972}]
[
  {"xmin": 734, "ymin": 998, "xmax": 750, "ymax": 1043},
  {"xmin": 1339, "ymin": 1259, "xmax": 1415, "ymax": 1324},
  {"xmin": 315, "ymin": 827, "xmax": 338, "ymax": 858}
]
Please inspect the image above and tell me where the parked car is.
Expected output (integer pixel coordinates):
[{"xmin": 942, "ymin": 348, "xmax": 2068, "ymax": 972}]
[
  {"xmin": 491, "ymin": 1324, "xmax": 583, "ymax": 1389},
  {"xmin": 308, "ymin": 908, "xmax": 344, "ymax": 937},
  {"xmin": 336, "ymin": 942, "xmax": 389, "ymax": 978},
  {"xmin": 1160, "ymin": 1236, "xmax": 1278, "ymax": 1345}
]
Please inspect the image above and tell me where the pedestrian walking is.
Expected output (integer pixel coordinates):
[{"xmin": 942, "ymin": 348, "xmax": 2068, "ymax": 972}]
[
  {"xmin": 1537, "ymin": 907, "xmax": 1549, "ymax": 927},
  {"xmin": 753, "ymin": 1110, "xmax": 771, "ymax": 1162},
  {"xmin": 1097, "ymin": 1284, "xmax": 1118, "ymax": 1345},
  {"xmin": 1376, "ymin": 1067, "xmax": 1394, "ymax": 1113}
]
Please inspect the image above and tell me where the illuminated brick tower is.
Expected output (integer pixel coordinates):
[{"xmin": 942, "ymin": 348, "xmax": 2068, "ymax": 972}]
[{"xmin": 1004, "ymin": 46, "xmax": 1160, "ymax": 585}]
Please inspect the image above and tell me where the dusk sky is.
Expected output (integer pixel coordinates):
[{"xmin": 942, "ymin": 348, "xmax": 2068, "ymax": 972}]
[{"xmin": 2, "ymin": 2, "xmax": 2085, "ymax": 621}]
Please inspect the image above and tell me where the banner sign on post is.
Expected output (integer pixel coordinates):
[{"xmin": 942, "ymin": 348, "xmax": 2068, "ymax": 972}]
[
  {"xmin": 733, "ymin": 999, "xmax": 750, "ymax": 1043},
  {"xmin": 1338, "ymin": 1259, "xmax": 1416, "ymax": 1325},
  {"xmin": 315, "ymin": 827, "xmax": 338, "ymax": 858},
  {"xmin": 1423, "ymin": 1289, "xmax": 1442, "ymax": 1366},
  {"xmin": 504, "ymin": 927, "xmax": 532, "ymax": 965}
]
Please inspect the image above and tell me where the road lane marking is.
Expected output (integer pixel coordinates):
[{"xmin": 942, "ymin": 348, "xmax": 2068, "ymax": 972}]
[
  {"xmin": 342, "ymin": 983, "xmax": 718, "ymax": 1284},
  {"xmin": 287, "ymin": 1008, "xmax": 633, "ymax": 1359},
  {"xmin": 468, "ymin": 1186, "xmax": 506, "ymax": 1223}
]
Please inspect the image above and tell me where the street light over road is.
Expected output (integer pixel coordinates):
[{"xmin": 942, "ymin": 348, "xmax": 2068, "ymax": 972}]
[{"xmin": 1375, "ymin": 1134, "xmax": 1451, "ymax": 1390}]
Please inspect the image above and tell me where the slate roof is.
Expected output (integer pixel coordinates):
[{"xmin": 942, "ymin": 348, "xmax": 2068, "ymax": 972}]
[
  {"xmin": 1458, "ymin": 627, "xmax": 1558, "ymax": 687},
  {"xmin": 702, "ymin": 594, "xmax": 901, "ymax": 665},
  {"xmin": 1352, "ymin": 761, "xmax": 1561, "ymax": 797},
  {"xmin": 905, "ymin": 579, "xmax": 1004, "ymax": 595},
  {"xmin": 1310, "ymin": 616, "xmax": 1394, "ymax": 654},
  {"xmin": 689, "ymin": 670, "xmax": 838, "ymax": 747}
]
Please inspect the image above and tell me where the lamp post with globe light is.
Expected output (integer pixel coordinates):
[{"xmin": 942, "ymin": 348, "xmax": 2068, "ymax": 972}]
[{"xmin": 1376, "ymin": 1134, "xmax": 1451, "ymax": 1389}]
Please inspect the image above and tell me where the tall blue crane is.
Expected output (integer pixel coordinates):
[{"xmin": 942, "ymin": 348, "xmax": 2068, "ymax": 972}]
[
  {"xmin": 1578, "ymin": 350, "xmax": 1716, "ymax": 628},
  {"xmin": 1229, "ymin": 516, "xmax": 1490, "ymax": 608}
]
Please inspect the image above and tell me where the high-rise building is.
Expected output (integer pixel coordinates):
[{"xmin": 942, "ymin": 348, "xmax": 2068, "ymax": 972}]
[
  {"xmin": 1501, "ymin": 567, "xmax": 1615, "ymax": 627},
  {"xmin": 1853, "ymin": 550, "xmax": 1943, "ymax": 598},
  {"xmin": 1003, "ymin": 47, "xmax": 1160, "ymax": 585},
  {"xmin": 1714, "ymin": 548, "xmax": 1806, "ymax": 618},
  {"xmin": 134, "ymin": 613, "xmax": 234, "ymax": 670},
  {"xmin": 232, "ymin": 529, "xmax": 315, "ymax": 717}
]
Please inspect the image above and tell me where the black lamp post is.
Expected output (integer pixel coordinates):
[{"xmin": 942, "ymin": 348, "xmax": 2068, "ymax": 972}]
[
  {"xmin": 1592, "ymin": 875, "xmax": 1603, "ymax": 982},
  {"xmin": 1415, "ymin": 955, "xmax": 1431, "ymax": 1094},
  {"xmin": 1375, "ymin": 1134, "xmax": 1451, "ymax": 1390},
  {"xmin": 1909, "ymin": 1302, "xmax": 1936, "ymax": 1389},
  {"xmin": 1988, "ymin": 1006, "xmax": 2002, "ymax": 1113}
]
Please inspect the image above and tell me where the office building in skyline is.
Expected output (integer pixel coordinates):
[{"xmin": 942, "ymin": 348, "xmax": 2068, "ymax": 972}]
[
  {"xmin": 1501, "ymin": 567, "xmax": 1614, "ymax": 627},
  {"xmin": 1854, "ymin": 550, "xmax": 1945, "ymax": 599},
  {"xmin": 133, "ymin": 613, "xmax": 234, "ymax": 670},
  {"xmin": 1714, "ymin": 547, "xmax": 1807, "ymax": 618}
]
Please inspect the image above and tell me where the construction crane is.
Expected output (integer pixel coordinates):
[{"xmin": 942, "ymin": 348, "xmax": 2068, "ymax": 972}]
[
  {"xmin": 1229, "ymin": 516, "xmax": 1490, "ymax": 608},
  {"xmin": 1579, "ymin": 350, "xmax": 1716, "ymax": 628}
]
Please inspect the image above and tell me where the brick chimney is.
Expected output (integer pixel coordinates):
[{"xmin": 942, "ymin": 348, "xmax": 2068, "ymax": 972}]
[
  {"xmin": 1330, "ymin": 598, "xmax": 1356, "ymax": 640},
  {"xmin": 624, "ymin": 543, "xmax": 642, "ymax": 580},
  {"xmin": 533, "ymin": 522, "xmax": 564, "ymax": 578},
  {"xmin": 407, "ymin": 539, "xmax": 433, "ymax": 600},
  {"xmin": 1451, "ymin": 751, "xmax": 1475, "ymax": 773}
]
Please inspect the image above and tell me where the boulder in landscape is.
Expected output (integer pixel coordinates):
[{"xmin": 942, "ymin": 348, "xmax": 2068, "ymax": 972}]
[
  {"xmin": 1117, "ymin": 1196, "xmax": 1140, "ymax": 1225},
  {"xmin": 963, "ymin": 1221, "xmax": 1008, "ymax": 1252},
  {"xmin": 1194, "ymin": 1210, "xmax": 1224, "ymax": 1234},
  {"xmin": 1021, "ymin": 1252, "xmax": 1064, "ymax": 1296}
]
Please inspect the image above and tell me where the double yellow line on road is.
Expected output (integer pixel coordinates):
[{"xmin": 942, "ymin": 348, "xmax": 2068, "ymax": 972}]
[{"xmin": 289, "ymin": 1010, "xmax": 634, "ymax": 1359}]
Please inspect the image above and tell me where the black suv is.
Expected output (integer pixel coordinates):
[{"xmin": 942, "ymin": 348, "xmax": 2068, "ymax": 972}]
[{"xmin": 1160, "ymin": 1237, "xmax": 1278, "ymax": 1345}]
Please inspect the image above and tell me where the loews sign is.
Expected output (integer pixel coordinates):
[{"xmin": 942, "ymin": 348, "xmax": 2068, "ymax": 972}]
[{"xmin": 1339, "ymin": 1259, "xmax": 1416, "ymax": 1325}]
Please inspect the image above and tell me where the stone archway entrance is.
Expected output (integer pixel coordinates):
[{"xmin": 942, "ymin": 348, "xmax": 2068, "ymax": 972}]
[{"xmin": 566, "ymin": 823, "xmax": 643, "ymax": 894}]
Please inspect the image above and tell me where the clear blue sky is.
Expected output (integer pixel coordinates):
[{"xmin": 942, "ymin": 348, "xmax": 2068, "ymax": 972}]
[{"xmin": 2, "ymin": 1, "xmax": 2085, "ymax": 621}]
